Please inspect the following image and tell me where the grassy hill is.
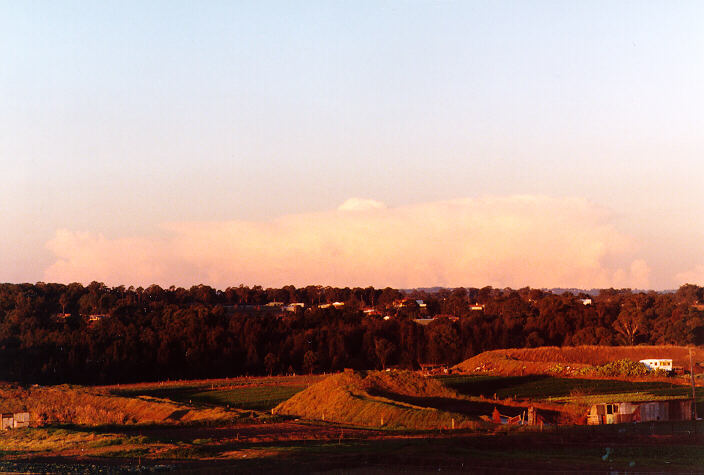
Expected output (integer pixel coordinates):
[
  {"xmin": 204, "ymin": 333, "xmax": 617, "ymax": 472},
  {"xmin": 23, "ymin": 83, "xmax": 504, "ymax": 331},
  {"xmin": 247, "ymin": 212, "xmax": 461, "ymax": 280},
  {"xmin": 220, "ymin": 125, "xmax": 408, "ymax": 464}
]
[
  {"xmin": 274, "ymin": 370, "xmax": 483, "ymax": 430},
  {"xmin": 454, "ymin": 345, "xmax": 704, "ymax": 376},
  {"xmin": 0, "ymin": 384, "xmax": 237, "ymax": 426}
]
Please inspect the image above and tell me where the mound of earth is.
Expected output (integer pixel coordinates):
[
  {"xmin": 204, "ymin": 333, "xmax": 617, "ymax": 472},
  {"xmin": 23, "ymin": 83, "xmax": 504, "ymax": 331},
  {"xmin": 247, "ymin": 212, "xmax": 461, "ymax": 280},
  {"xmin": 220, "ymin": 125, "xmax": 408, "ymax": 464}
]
[
  {"xmin": 0, "ymin": 384, "xmax": 236, "ymax": 426},
  {"xmin": 274, "ymin": 370, "xmax": 480, "ymax": 430},
  {"xmin": 454, "ymin": 345, "xmax": 704, "ymax": 376}
]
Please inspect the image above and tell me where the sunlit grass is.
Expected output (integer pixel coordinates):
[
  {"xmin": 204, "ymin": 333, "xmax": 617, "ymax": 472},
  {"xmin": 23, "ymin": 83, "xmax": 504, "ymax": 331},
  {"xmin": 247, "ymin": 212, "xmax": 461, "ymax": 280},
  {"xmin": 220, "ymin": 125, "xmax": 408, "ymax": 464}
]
[
  {"xmin": 187, "ymin": 386, "xmax": 305, "ymax": 410},
  {"xmin": 0, "ymin": 427, "xmax": 146, "ymax": 453}
]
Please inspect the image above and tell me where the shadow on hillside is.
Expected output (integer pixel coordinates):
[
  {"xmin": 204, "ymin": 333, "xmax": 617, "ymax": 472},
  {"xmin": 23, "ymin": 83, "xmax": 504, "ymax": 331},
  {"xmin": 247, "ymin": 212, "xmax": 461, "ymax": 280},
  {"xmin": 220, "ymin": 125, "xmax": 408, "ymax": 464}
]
[
  {"xmin": 366, "ymin": 389, "xmax": 534, "ymax": 418},
  {"xmin": 441, "ymin": 375, "xmax": 681, "ymax": 399},
  {"xmin": 442, "ymin": 375, "xmax": 551, "ymax": 398}
]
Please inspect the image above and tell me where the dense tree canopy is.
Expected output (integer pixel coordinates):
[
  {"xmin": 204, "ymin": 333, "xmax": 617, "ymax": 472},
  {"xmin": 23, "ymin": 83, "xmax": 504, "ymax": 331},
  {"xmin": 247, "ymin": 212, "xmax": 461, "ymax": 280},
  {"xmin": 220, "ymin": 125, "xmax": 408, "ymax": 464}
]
[{"xmin": 0, "ymin": 282, "xmax": 702, "ymax": 384}]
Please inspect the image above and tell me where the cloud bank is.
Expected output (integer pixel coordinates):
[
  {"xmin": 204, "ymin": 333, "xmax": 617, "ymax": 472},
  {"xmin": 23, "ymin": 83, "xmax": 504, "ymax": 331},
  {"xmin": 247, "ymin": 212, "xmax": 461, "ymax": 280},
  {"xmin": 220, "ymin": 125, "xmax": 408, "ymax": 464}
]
[{"xmin": 44, "ymin": 195, "xmax": 652, "ymax": 289}]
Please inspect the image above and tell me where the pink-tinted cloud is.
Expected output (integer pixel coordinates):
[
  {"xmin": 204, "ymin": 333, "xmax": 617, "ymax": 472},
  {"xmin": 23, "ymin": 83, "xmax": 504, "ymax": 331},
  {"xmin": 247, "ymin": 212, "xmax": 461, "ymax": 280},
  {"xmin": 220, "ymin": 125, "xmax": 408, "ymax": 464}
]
[
  {"xmin": 44, "ymin": 195, "xmax": 651, "ymax": 289},
  {"xmin": 675, "ymin": 265, "xmax": 704, "ymax": 286}
]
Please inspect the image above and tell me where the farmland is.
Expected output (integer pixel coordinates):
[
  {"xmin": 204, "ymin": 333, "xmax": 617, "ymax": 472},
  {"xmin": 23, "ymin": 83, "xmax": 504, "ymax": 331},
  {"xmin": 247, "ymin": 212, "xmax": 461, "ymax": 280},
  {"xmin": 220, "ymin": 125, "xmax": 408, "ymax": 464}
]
[
  {"xmin": 109, "ymin": 375, "xmax": 320, "ymax": 411},
  {"xmin": 2, "ymin": 348, "xmax": 704, "ymax": 473}
]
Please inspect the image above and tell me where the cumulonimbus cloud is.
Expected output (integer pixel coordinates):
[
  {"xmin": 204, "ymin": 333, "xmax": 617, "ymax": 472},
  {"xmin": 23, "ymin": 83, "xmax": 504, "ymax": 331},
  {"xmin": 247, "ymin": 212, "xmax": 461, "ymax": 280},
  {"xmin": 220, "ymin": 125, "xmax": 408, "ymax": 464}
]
[
  {"xmin": 44, "ymin": 195, "xmax": 651, "ymax": 289},
  {"xmin": 675, "ymin": 265, "xmax": 704, "ymax": 287}
]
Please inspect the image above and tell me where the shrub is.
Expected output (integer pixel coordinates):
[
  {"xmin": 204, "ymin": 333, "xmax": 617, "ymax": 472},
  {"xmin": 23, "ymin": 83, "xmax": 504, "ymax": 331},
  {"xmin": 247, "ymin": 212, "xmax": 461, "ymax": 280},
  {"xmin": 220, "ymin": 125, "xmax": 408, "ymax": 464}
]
[{"xmin": 591, "ymin": 359, "xmax": 649, "ymax": 377}]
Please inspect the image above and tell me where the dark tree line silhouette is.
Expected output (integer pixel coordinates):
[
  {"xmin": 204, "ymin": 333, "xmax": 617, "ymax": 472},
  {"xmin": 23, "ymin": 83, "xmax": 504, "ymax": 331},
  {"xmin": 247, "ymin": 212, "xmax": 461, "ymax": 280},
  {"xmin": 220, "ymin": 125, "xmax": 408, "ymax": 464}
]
[{"xmin": 0, "ymin": 282, "xmax": 703, "ymax": 384}]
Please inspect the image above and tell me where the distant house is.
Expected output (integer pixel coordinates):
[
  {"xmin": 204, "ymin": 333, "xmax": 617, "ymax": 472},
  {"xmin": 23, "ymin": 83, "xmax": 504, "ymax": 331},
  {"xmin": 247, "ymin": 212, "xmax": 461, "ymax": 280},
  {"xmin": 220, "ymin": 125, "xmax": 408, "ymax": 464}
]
[
  {"xmin": 419, "ymin": 363, "xmax": 449, "ymax": 375},
  {"xmin": 434, "ymin": 314, "xmax": 459, "ymax": 322},
  {"xmin": 639, "ymin": 359, "xmax": 673, "ymax": 372},
  {"xmin": 413, "ymin": 315, "xmax": 458, "ymax": 325},
  {"xmin": 413, "ymin": 318, "xmax": 435, "ymax": 326},
  {"xmin": 580, "ymin": 298, "xmax": 593, "ymax": 306},
  {"xmin": 470, "ymin": 304, "xmax": 485, "ymax": 311},
  {"xmin": 85, "ymin": 314, "xmax": 108, "ymax": 323},
  {"xmin": 363, "ymin": 308, "xmax": 381, "ymax": 316},
  {"xmin": 265, "ymin": 302, "xmax": 284, "ymax": 307},
  {"xmin": 284, "ymin": 303, "xmax": 305, "ymax": 312},
  {"xmin": 332, "ymin": 301, "xmax": 345, "ymax": 308},
  {"xmin": 415, "ymin": 300, "xmax": 427, "ymax": 308},
  {"xmin": 393, "ymin": 298, "xmax": 421, "ymax": 309},
  {"xmin": 587, "ymin": 400, "xmax": 692, "ymax": 425}
]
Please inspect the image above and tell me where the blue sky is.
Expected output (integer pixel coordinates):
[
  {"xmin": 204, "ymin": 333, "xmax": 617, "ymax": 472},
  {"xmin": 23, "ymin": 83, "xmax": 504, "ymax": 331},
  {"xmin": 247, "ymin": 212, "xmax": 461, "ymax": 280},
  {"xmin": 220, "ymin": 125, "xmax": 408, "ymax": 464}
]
[{"xmin": 2, "ymin": 1, "xmax": 703, "ymax": 288}]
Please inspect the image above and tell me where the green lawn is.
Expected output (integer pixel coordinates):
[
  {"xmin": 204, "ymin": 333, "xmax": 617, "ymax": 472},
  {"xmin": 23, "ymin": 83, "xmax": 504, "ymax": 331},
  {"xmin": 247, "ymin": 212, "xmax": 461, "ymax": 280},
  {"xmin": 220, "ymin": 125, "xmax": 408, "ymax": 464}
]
[
  {"xmin": 114, "ymin": 384, "xmax": 305, "ymax": 411},
  {"xmin": 186, "ymin": 386, "xmax": 305, "ymax": 410},
  {"xmin": 439, "ymin": 374, "xmax": 697, "ymax": 402}
]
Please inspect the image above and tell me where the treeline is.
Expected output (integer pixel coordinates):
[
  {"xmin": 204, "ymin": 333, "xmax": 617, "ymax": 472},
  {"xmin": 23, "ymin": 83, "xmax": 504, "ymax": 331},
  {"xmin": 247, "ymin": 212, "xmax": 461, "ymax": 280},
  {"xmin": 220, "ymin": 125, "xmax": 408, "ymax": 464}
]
[{"xmin": 0, "ymin": 282, "xmax": 703, "ymax": 385}]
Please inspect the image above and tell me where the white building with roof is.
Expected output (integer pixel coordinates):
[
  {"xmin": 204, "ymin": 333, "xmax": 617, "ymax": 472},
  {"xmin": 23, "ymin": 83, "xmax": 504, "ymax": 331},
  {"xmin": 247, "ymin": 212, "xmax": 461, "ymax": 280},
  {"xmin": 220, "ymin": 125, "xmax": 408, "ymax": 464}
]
[{"xmin": 639, "ymin": 359, "xmax": 673, "ymax": 372}]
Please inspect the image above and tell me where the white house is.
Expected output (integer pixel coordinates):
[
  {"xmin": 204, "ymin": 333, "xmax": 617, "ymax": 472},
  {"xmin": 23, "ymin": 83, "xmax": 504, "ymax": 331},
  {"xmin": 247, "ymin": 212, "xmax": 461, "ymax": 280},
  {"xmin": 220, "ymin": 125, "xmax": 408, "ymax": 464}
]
[
  {"xmin": 284, "ymin": 303, "xmax": 305, "ymax": 312},
  {"xmin": 580, "ymin": 298, "xmax": 593, "ymax": 306},
  {"xmin": 639, "ymin": 359, "xmax": 673, "ymax": 372}
]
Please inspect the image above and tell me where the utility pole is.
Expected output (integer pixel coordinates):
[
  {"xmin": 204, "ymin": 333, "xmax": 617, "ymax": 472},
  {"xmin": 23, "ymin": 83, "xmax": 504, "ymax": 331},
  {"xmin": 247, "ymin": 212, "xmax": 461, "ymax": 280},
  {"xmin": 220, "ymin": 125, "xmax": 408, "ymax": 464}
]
[{"xmin": 690, "ymin": 348, "xmax": 697, "ymax": 424}]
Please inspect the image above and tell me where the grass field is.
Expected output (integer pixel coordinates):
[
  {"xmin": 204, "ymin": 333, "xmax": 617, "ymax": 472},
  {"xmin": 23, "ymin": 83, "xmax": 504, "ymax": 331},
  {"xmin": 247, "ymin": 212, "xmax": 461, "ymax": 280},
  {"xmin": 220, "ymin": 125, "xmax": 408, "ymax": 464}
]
[
  {"xmin": 3, "ymin": 345, "xmax": 704, "ymax": 472},
  {"xmin": 3, "ymin": 366, "xmax": 704, "ymax": 473},
  {"xmin": 185, "ymin": 385, "xmax": 305, "ymax": 410},
  {"xmin": 4, "ymin": 420, "xmax": 704, "ymax": 473},
  {"xmin": 439, "ymin": 374, "xmax": 694, "ymax": 400},
  {"xmin": 109, "ymin": 374, "xmax": 323, "ymax": 411}
]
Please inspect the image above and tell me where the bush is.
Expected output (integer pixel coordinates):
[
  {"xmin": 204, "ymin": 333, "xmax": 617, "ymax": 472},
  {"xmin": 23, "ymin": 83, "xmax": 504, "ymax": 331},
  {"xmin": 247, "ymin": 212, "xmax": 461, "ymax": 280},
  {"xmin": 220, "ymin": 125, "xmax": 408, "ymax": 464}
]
[{"xmin": 590, "ymin": 359, "xmax": 649, "ymax": 377}]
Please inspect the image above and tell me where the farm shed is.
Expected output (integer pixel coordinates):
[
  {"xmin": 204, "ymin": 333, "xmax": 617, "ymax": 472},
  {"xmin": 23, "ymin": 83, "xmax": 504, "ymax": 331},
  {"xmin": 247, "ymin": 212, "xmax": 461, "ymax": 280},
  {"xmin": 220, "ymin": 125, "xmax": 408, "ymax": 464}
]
[
  {"xmin": 12, "ymin": 412, "xmax": 30, "ymax": 428},
  {"xmin": 587, "ymin": 399, "xmax": 692, "ymax": 425},
  {"xmin": 1, "ymin": 414, "xmax": 13, "ymax": 430},
  {"xmin": 1, "ymin": 412, "xmax": 30, "ymax": 430}
]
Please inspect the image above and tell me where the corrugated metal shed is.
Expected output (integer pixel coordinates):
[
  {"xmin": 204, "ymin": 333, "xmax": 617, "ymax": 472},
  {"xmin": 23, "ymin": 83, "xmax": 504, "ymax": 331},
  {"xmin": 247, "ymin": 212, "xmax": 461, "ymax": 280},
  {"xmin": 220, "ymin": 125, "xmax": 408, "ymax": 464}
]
[{"xmin": 587, "ymin": 399, "xmax": 692, "ymax": 425}]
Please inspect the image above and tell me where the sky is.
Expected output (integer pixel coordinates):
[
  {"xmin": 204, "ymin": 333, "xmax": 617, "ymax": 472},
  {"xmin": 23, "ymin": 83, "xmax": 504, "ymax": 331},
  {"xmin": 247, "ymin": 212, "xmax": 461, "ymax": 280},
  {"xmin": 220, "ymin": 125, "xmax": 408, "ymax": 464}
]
[{"xmin": 1, "ymin": 1, "xmax": 703, "ymax": 290}]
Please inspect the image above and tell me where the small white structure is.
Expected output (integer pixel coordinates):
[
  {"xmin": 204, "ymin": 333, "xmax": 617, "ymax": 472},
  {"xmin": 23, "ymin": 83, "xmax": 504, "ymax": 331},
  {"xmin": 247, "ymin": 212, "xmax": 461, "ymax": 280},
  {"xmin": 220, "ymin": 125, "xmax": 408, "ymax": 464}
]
[
  {"xmin": 1, "ymin": 412, "xmax": 30, "ymax": 430},
  {"xmin": 12, "ymin": 412, "xmax": 30, "ymax": 428},
  {"xmin": 1, "ymin": 414, "xmax": 12, "ymax": 430},
  {"xmin": 639, "ymin": 359, "xmax": 673, "ymax": 372},
  {"xmin": 580, "ymin": 298, "xmax": 593, "ymax": 305},
  {"xmin": 284, "ymin": 303, "xmax": 305, "ymax": 312}
]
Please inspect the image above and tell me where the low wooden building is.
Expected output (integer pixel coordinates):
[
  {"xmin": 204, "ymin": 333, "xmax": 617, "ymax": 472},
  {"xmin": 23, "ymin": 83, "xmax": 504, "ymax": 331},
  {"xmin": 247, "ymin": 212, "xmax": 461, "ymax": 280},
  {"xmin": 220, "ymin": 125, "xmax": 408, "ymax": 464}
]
[
  {"xmin": 587, "ymin": 399, "xmax": 692, "ymax": 425},
  {"xmin": 1, "ymin": 412, "xmax": 30, "ymax": 430},
  {"xmin": 13, "ymin": 412, "xmax": 30, "ymax": 428},
  {"xmin": 1, "ymin": 414, "xmax": 13, "ymax": 430}
]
